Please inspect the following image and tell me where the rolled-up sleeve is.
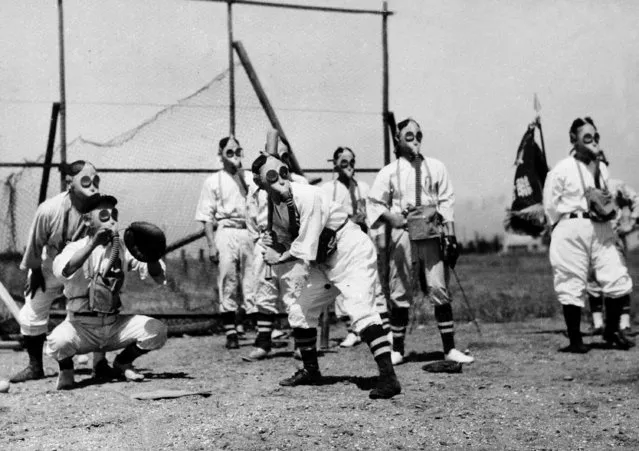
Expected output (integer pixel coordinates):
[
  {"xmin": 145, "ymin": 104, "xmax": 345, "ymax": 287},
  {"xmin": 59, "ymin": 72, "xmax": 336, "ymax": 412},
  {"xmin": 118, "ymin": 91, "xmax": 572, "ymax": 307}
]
[
  {"xmin": 543, "ymin": 169, "xmax": 563, "ymax": 226},
  {"xmin": 367, "ymin": 168, "xmax": 392, "ymax": 229},
  {"xmin": 194, "ymin": 176, "xmax": 217, "ymax": 223},
  {"xmin": 289, "ymin": 191, "xmax": 325, "ymax": 261},
  {"xmin": 52, "ymin": 239, "xmax": 85, "ymax": 281}
]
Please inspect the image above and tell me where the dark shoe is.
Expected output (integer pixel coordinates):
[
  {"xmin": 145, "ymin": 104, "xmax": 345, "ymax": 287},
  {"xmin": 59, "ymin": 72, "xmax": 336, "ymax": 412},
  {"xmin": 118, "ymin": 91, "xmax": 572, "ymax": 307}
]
[
  {"xmin": 92, "ymin": 359, "xmax": 117, "ymax": 381},
  {"xmin": 279, "ymin": 368, "xmax": 322, "ymax": 387},
  {"xmin": 604, "ymin": 331, "xmax": 636, "ymax": 350},
  {"xmin": 369, "ymin": 374, "xmax": 402, "ymax": 399},
  {"xmin": 558, "ymin": 343, "xmax": 590, "ymax": 354},
  {"xmin": 10, "ymin": 365, "xmax": 45, "ymax": 383},
  {"xmin": 226, "ymin": 335, "xmax": 240, "ymax": 350}
]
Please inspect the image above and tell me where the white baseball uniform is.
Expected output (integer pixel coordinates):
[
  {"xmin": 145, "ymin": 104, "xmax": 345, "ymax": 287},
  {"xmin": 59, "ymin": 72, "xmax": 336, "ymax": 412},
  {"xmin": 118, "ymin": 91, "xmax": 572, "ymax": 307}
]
[
  {"xmin": 195, "ymin": 170, "xmax": 256, "ymax": 313},
  {"xmin": 18, "ymin": 191, "xmax": 85, "ymax": 336},
  {"xmin": 367, "ymin": 157, "xmax": 455, "ymax": 307},
  {"xmin": 281, "ymin": 182, "xmax": 382, "ymax": 334},
  {"xmin": 544, "ymin": 156, "xmax": 633, "ymax": 307},
  {"xmin": 44, "ymin": 237, "xmax": 168, "ymax": 361}
]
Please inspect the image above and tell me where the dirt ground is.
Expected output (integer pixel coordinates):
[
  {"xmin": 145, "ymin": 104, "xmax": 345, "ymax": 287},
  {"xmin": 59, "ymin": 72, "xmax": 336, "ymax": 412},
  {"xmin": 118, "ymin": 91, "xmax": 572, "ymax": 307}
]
[{"xmin": 2, "ymin": 318, "xmax": 639, "ymax": 450}]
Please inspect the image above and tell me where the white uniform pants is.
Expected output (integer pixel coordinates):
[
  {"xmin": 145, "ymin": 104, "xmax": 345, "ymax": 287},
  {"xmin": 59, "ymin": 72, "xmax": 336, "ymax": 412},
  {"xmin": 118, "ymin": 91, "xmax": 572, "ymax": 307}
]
[
  {"xmin": 18, "ymin": 259, "xmax": 64, "ymax": 336},
  {"xmin": 290, "ymin": 222, "xmax": 382, "ymax": 334},
  {"xmin": 248, "ymin": 243, "xmax": 309, "ymax": 316},
  {"xmin": 44, "ymin": 313, "xmax": 167, "ymax": 361},
  {"xmin": 215, "ymin": 227, "xmax": 255, "ymax": 313},
  {"xmin": 387, "ymin": 229, "xmax": 450, "ymax": 309},
  {"xmin": 550, "ymin": 218, "xmax": 632, "ymax": 307}
]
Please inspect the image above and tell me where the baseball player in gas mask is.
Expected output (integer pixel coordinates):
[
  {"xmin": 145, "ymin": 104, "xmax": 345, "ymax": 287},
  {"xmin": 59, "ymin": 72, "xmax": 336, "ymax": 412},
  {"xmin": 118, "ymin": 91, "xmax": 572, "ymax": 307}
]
[
  {"xmin": 320, "ymin": 147, "xmax": 391, "ymax": 348},
  {"xmin": 251, "ymin": 153, "xmax": 401, "ymax": 399},
  {"xmin": 368, "ymin": 118, "xmax": 474, "ymax": 366},
  {"xmin": 11, "ymin": 160, "xmax": 108, "ymax": 383},
  {"xmin": 544, "ymin": 117, "xmax": 633, "ymax": 353},
  {"xmin": 195, "ymin": 137, "xmax": 256, "ymax": 350}
]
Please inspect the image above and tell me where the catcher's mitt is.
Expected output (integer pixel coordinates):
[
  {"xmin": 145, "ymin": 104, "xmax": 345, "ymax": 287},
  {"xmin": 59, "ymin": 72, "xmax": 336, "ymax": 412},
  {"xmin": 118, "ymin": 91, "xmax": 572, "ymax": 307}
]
[
  {"xmin": 422, "ymin": 360, "xmax": 463, "ymax": 374},
  {"xmin": 124, "ymin": 221, "xmax": 166, "ymax": 262}
]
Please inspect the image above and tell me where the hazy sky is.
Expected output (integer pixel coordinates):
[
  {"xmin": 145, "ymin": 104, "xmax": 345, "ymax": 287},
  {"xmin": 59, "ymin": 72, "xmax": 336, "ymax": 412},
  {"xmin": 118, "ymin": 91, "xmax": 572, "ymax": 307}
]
[{"xmin": 2, "ymin": 0, "xmax": 639, "ymax": 203}]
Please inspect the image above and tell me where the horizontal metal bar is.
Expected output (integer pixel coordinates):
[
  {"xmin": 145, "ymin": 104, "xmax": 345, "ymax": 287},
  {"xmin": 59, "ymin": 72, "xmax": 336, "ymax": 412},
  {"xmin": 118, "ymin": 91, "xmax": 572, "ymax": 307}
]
[{"xmin": 189, "ymin": 0, "xmax": 393, "ymax": 16}]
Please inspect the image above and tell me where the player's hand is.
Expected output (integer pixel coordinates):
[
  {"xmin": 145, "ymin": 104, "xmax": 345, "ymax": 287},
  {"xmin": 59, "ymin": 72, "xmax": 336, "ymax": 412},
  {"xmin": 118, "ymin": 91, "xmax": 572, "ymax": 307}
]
[
  {"xmin": 25, "ymin": 267, "xmax": 45, "ymax": 298},
  {"xmin": 92, "ymin": 228, "xmax": 114, "ymax": 247},
  {"xmin": 442, "ymin": 235, "xmax": 460, "ymax": 269},
  {"xmin": 261, "ymin": 231, "xmax": 275, "ymax": 248},
  {"xmin": 208, "ymin": 243, "xmax": 219, "ymax": 264},
  {"xmin": 262, "ymin": 247, "xmax": 281, "ymax": 265},
  {"xmin": 386, "ymin": 213, "xmax": 407, "ymax": 229}
]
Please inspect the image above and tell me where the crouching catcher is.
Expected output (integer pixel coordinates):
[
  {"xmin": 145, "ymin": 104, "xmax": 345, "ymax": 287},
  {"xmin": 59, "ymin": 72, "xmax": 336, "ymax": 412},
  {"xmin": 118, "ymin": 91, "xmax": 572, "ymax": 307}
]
[{"xmin": 45, "ymin": 194, "xmax": 168, "ymax": 390}]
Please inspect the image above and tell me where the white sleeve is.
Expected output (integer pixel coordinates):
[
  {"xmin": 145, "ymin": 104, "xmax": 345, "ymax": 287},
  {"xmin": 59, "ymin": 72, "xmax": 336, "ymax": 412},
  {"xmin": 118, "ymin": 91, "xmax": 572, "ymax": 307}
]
[
  {"xmin": 367, "ymin": 168, "xmax": 392, "ymax": 228},
  {"xmin": 126, "ymin": 247, "xmax": 167, "ymax": 285},
  {"xmin": 52, "ymin": 239, "xmax": 86, "ymax": 281},
  {"xmin": 289, "ymin": 190, "xmax": 326, "ymax": 261},
  {"xmin": 194, "ymin": 176, "xmax": 217, "ymax": 223},
  {"xmin": 435, "ymin": 161, "xmax": 455, "ymax": 223},
  {"xmin": 543, "ymin": 168, "xmax": 563, "ymax": 226}
]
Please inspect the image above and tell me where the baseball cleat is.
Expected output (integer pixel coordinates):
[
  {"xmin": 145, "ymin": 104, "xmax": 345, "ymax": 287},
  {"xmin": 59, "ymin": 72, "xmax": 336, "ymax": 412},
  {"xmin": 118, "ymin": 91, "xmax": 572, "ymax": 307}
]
[
  {"xmin": 558, "ymin": 343, "xmax": 590, "ymax": 354},
  {"xmin": 339, "ymin": 332, "xmax": 361, "ymax": 348},
  {"xmin": 390, "ymin": 351, "xmax": 404, "ymax": 366},
  {"xmin": 91, "ymin": 359, "xmax": 117, "ymax": 381},
  {"xmin": 271, "ymin": 329, "xmax": 287, "ymax": 340},
  {"xmin": 243, "ymin": 347, "xmax": 270, "ymax": 361},
  {"xmin": 603, "ymin": 330, "xmax": 636, "ymax": 350},
  {"xmin": 279, "ymin": 368, "xmax": 322, "ymax": 386},
  {"xmin": 293, "ymin": 348, "xmax": 302, "ymax": 360},
  {"xmin": 56, "ymin": 369, "xmax": 75, "ymax": 390},
  {"xmin": 445, "ymin": 348, "xmax": 475, "ymax": 364},
  {"xmin": 225, "ymin": 335, "xmax": 240, "ymax": 350},
  {"xmin": 9, "ymin": 365, "xmax": 45, "ymax": 383},
  {"xmin": 369, "ymin": 374, "xmax": 402, "ymax": 399},
  {"xmin": 75, "ymin": 354, "xmax": 90, "ymax": 365},
  {"xmin": 113, "ymin": 361, "xmax": 145, "ymax": 382}
]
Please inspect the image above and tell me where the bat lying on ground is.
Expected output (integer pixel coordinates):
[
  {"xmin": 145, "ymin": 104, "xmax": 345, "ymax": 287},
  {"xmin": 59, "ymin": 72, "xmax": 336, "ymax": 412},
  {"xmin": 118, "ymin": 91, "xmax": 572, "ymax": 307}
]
[{"xmin": 130, "ymin": 389, "xmax": 212, "ymax": 400}]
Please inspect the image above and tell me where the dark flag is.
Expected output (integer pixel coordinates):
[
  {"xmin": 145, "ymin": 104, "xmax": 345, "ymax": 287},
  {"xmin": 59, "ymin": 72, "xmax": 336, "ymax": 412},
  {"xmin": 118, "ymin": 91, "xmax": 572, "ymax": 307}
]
[{"xmin": 504, "ymin": 121, "xmax": 549, "ymax": 236}]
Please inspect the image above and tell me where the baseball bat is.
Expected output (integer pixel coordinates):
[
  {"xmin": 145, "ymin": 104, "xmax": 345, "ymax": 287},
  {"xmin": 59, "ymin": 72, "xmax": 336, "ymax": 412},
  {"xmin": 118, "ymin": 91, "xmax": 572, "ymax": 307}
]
[
  {"xmin": 264, "ymin": 129, "xmax": 280, "ymax": 280},
  {"xmin": 0, "ymin": 281, "xmax": 21, "ymax": 323}
]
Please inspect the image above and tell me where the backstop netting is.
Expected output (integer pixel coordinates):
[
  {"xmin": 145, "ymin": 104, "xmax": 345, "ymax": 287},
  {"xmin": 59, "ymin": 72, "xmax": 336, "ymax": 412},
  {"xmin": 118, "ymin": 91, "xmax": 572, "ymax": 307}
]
[{"xmin": 0, "ymin": 2, "xmax": 386, "ymax": 316}]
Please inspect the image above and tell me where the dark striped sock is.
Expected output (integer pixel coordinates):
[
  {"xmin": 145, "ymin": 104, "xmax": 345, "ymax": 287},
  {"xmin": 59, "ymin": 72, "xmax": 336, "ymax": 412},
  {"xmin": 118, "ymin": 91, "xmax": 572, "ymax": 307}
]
[
  {"xmin": 293, "ymin": 328, "xmax": 319, "ymax": 372},
  {"xmin": 222, "ymin": 311, "xmax": 237, "ymax": 339},
  {"xmin": 390, "ymin": 307, "xmax": 409, "ymax": 355},
  {"xmin": 379, "ymin": 312, "xmax": 391, "ymax": 337},
  {"xmin": 589, "ymin": 295, "xmax": 603, "ymax": 313},
  {"xmin": 621, "ymin": 296, "xmax": 632, "ymax": 329},
  {"xmin": 360, "ymin": 324, "xmax": 394, "ymax": 377},
  {"xmin": 434, "ymin": 304, "xmax": 455, "ymax": 354},
  {"xmin": 254, "ymin": 313, "xmax": 274, "ymax": 351}
]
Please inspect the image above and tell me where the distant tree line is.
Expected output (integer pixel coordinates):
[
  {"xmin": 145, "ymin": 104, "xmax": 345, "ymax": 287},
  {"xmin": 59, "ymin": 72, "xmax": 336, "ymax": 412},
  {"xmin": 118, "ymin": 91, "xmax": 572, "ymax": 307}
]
[{"xmin": 459, "ymin": 234, "xmax": 503, "ymax": 254}]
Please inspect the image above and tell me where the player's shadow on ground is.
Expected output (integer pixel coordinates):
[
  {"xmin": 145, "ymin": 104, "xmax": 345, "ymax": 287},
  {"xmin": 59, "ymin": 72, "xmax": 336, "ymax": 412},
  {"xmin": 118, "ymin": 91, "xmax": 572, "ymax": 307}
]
[
  {"xmin": 72, "ymin": 370, "xmax": 193, "ymax": 389},
  {"xmin": 404, "ymin": 350, "xmax": 445, "ymax": 363},
  {"xmin": 141, "ymin": 371, "xmax": 194, "ymax": 380},
  {"xmin": 313, "ymin": 375, "xmax": 378, "ymax": 390}
]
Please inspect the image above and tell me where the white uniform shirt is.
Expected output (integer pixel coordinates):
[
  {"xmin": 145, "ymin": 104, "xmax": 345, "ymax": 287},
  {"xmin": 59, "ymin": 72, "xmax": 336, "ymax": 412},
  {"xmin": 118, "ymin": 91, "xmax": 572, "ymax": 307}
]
[
  {"xmin": 543, "ymin": 156, "xmax": 611, "ymax": 226},
  {"xmin": 52, "ymin": 236, "xmax": 166, "ymax": 312},
  {"xmin": 21, "ymin": 191, "xmax": 84, "ymax": 270},
  {"xmin": 320, "ymin": 178, "xmax": 370, "ymax": 217},
  {"xmin": 279, "ymin": 182, "xmax": 349, "ymax": 261},
  {"xmin": 367, "ymin": 156, "xmax": 455, "ymax": 228},
  {"xmin": 194, "ymin": 170, "xmax": 256, "ymax": 227}
]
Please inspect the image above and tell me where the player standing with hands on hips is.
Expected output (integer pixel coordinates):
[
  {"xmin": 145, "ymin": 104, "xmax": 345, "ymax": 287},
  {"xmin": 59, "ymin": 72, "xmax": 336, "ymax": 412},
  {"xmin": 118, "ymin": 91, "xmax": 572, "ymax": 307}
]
[
  {"xmin": 195, "ymin": 137, "xmax": 256, "ymax": 350},
  {"xmin": 11, "ymin": 160, "xmax": 109, "ymax": 383},
  {"xmin": 544, "ymin": 117, "xmax": 633, "ymax": 353},
  {"xmin": 368, "ymin": 118, "xmax": 474, "ymax": 366}
]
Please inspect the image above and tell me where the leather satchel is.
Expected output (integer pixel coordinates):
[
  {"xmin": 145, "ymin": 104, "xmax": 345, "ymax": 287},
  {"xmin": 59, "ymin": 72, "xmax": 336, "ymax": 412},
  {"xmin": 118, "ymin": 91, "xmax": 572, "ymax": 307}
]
[{"xmin": 584, "ymin": 187, "xmax": 616, "ymax": 223}]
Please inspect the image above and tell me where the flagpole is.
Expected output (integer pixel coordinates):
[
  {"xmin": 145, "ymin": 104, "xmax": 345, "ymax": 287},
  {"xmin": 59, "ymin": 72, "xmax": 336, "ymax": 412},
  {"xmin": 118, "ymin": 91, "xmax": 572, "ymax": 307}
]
[{"xmin": 533, "ymin": 94, "xmax": 547, "ymax": 158}]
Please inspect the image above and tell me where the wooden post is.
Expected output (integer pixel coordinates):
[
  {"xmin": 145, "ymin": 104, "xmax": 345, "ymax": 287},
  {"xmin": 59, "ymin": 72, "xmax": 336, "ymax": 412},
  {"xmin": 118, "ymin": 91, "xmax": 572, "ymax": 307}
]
[
  {"xmin": 227, "ymin": 0, "xmax": 235, "ymax": 136},
  {"xmin": 57, "ymin": 0, "xmax": 67, "ymax": 191},
  {"xmin": 233, "ymin": 41, "xmax": 304, "ymax": 176},
  {"xmin": 39, "ymin": 102, "xmax": 60, "ymax": 204},
  {"xmin": 382, "ymin": 1, "xmax": 390, "ymax": 166}
]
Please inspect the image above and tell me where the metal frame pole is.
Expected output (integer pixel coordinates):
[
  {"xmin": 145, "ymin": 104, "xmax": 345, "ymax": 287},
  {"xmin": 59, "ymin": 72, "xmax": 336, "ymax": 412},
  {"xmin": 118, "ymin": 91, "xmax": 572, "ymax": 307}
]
[
  {"xmin": 227, "ymin": 0, "xmax": 236, "ymax": 136},
  {"xmin": 57, "ymin": 0, "xmax": 67, "ymax": 191},
  {"xmin": 382, "ymin": 1, "xmax": 390, "ymax": 166},
  {"xmin": 39, "ymin": 102, "xmax": 61, "ymax": 204}
]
